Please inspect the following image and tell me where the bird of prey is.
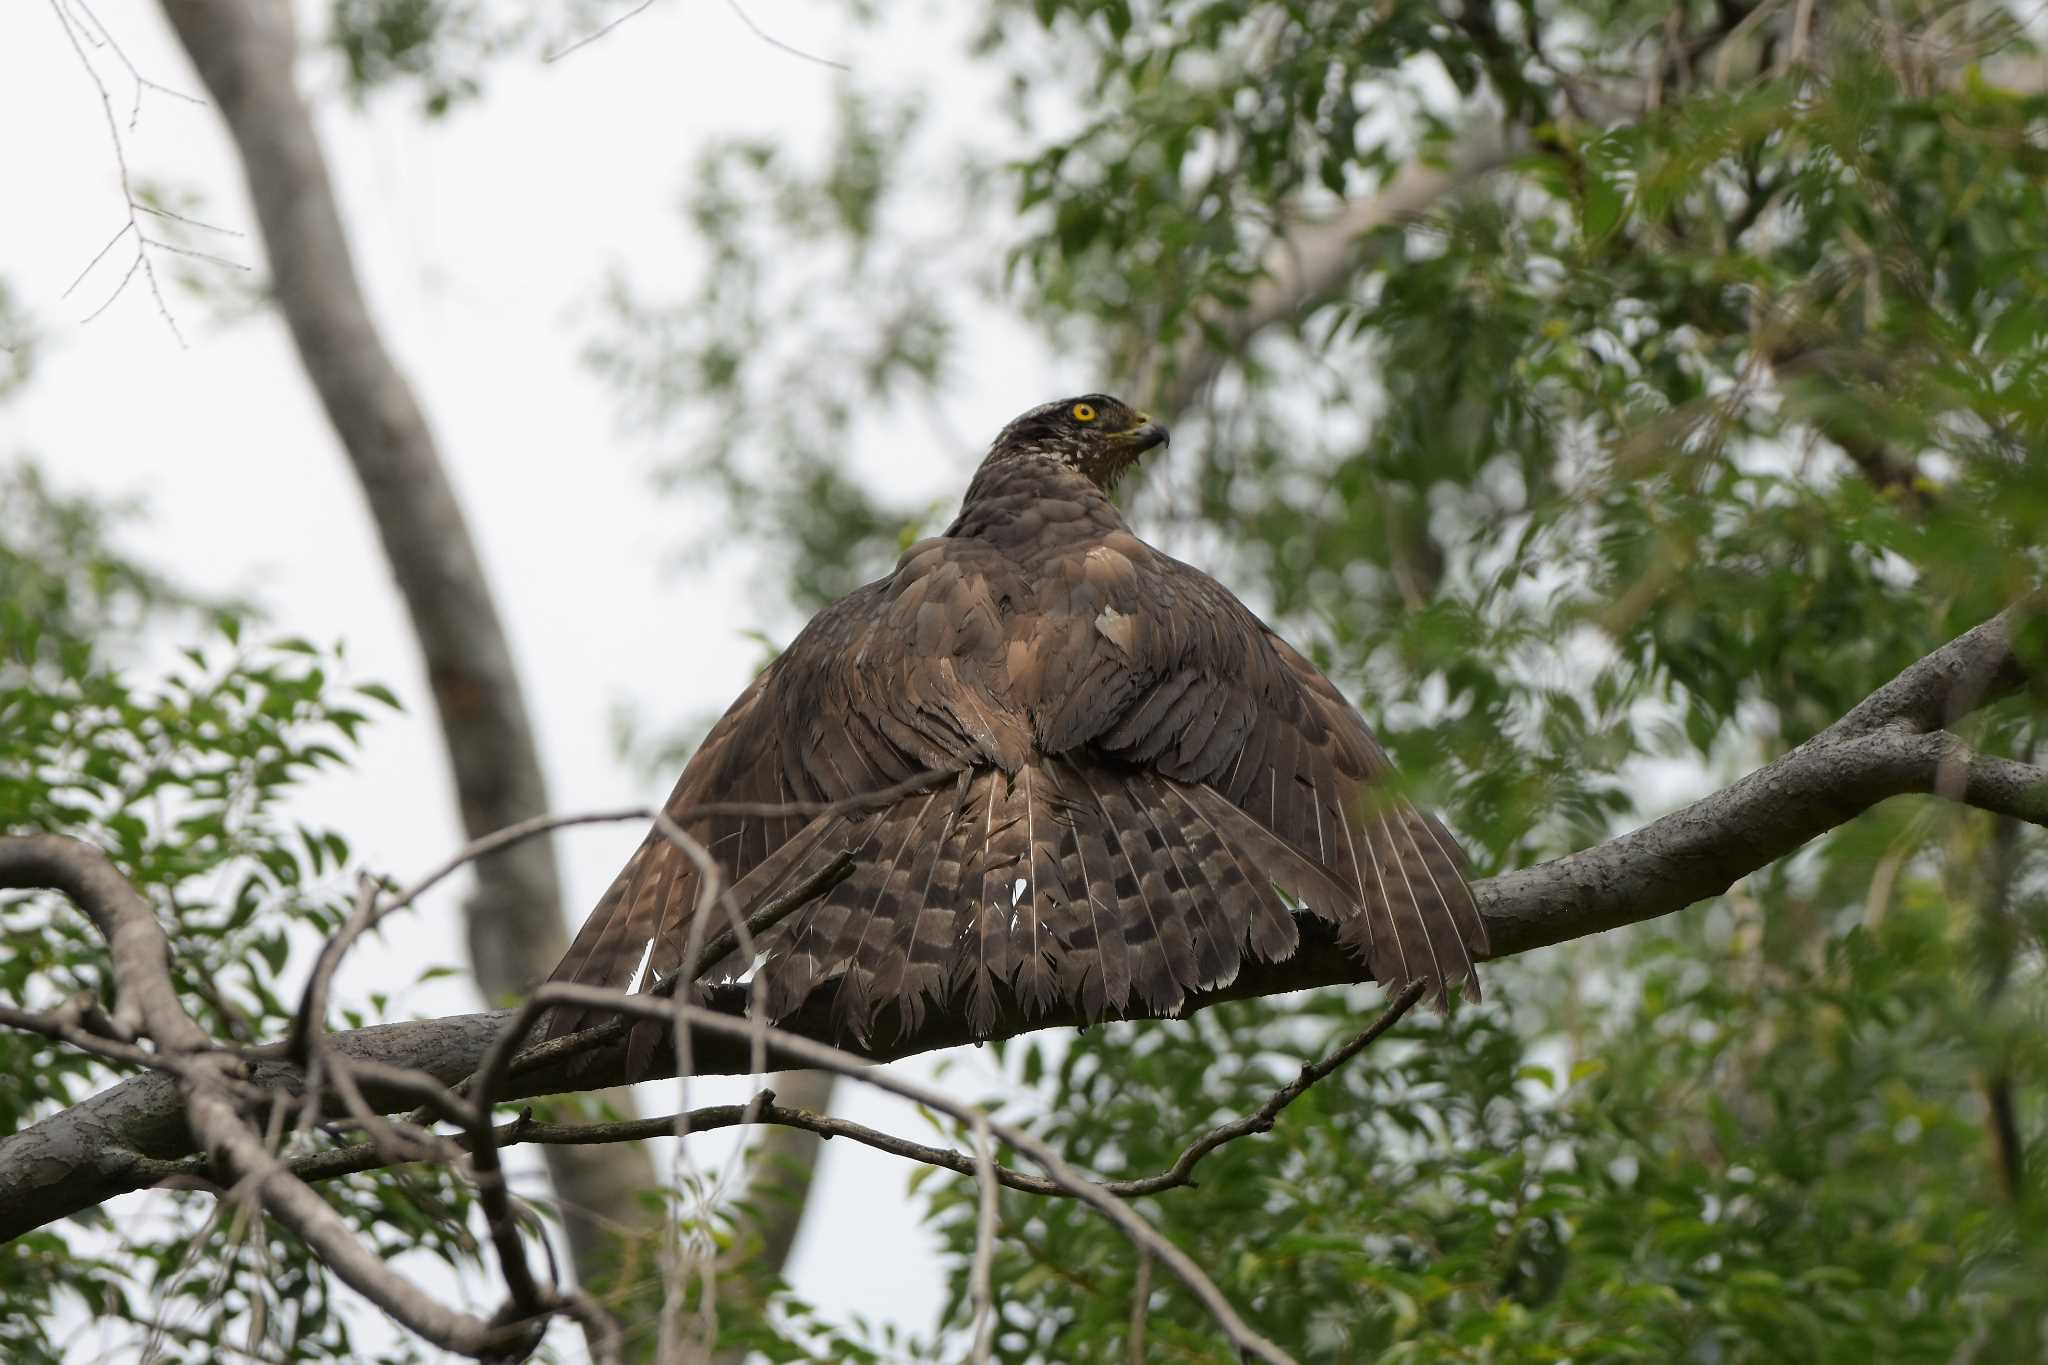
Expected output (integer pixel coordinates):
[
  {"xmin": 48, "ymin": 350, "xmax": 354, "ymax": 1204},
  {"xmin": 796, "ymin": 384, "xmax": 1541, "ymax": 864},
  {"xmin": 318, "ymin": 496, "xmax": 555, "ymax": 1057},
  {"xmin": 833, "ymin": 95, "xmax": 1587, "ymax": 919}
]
[{"xmin": 543, "ymin": 395, "xmax": 1485, "ymax": 1050}]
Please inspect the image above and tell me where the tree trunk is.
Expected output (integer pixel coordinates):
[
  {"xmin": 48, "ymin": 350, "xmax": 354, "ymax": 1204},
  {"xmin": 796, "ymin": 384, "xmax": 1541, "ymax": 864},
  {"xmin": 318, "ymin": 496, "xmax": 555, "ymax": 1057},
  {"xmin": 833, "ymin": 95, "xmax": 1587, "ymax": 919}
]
[{"xmin": 157, "ymin": 0, "xmax": 660, "ymax": 1299}]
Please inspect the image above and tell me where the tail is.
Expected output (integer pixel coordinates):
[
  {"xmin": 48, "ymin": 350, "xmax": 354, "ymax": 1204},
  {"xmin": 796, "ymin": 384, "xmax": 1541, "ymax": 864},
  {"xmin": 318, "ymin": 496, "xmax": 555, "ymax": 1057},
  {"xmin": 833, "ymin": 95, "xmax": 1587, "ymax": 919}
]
[
  {"xmin": 726, "ymin": 752, "xmax": 1467, "ymax": 1042},
  {"xmin": 752, "ymin": 754, "xmax": 1278, "ymax": 1041},
  {"xmin": 538, "ymin": 752, "xmax": 1482, "ymax": 1061}
]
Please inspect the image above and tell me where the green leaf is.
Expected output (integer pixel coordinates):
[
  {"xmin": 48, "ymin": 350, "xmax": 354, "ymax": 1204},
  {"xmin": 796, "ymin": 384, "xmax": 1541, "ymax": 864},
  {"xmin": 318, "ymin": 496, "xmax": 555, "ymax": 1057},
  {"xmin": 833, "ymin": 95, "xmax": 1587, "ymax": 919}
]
[{"xmin": 354, "ymin": 681, "xmax": 404, "ymax": 711}]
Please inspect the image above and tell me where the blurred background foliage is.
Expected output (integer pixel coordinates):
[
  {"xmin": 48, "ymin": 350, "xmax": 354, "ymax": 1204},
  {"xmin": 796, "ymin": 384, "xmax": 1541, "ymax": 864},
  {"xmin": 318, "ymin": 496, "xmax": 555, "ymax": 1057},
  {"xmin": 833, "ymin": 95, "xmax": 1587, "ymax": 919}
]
[
  {"xmin": 6, "ymin": 0, "xmax": 2048, "ymax": 1360},
  {"xmin": 0, "ymin": 465, "xmax": 479, "ymax": 1364}
]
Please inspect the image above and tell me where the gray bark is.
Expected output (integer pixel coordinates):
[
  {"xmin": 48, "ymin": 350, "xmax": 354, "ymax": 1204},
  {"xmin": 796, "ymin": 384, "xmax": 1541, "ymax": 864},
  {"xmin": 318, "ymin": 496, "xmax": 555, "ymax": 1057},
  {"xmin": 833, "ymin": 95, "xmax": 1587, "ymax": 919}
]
[{"xmin": 155, "ymin": 0, "xmax": 657, "ymax": 1283}]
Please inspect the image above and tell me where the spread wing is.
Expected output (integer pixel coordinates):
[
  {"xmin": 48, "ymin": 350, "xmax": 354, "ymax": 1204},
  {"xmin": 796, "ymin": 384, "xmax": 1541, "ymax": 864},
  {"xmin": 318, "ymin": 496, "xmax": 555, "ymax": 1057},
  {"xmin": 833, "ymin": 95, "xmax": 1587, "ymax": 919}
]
[
  {"xmin": 1009, "ymin": 529, "xmax": 1487, "ymax": 1009},
  {"xmin": 540, "ymin": 536, "xmax": 1027, "ymax": 1042},
  {"xmin": 543, "ymin": 525, "xmax": 1485, "ymax": 1053}
]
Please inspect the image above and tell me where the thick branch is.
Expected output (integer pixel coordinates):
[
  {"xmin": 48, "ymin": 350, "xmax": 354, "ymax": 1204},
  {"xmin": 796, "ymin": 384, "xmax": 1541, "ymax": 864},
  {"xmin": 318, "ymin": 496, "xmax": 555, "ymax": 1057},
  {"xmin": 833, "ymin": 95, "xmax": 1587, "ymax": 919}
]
[
  {"xmin": 0, "ymin": 837, "xmax": 550, "ymax": 1358},
  {"xmin": 240, "ymin": 983, "xmax": 1426, "ymax": 1201},
  {"xmin": 155, "ymin": 0, "xmax": 658, "ymax": 1279},
  {"xmin": 0, "ymin": 835, "xmax": 202, "ymax": 1047},
  {"xmin": 4, "ymin": 598, "xmax": 2043, "ymax": 1241}
]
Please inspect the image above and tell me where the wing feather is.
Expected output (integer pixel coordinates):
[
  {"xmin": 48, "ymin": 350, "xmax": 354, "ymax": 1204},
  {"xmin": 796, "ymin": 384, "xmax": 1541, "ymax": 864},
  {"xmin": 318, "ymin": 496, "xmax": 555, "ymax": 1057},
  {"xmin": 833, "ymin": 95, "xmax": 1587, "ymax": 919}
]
[{"xmin": 546, "ymin": 455, "xmax": 1488, "ymax": 1053}]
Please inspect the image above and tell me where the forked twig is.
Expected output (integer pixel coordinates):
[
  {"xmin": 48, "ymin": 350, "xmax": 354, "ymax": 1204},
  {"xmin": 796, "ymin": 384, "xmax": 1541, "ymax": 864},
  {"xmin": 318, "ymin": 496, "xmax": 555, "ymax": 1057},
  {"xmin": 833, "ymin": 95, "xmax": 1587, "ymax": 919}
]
[
  {"xmin": 48, "ymin": 0, "xmax": 242, "ymax": 339},
  {"xmin": 532, "ymin": 981, "xmax": 1299, "ymax": 1365}
]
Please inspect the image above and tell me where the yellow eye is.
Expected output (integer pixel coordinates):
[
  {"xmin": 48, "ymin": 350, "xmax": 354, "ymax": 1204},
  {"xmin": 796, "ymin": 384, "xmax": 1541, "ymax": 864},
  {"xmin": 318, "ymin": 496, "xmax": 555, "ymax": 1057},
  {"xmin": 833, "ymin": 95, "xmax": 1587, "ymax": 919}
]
[{"xmin": 1071, "ymin": 403, "xmax": 1097, "ymax": 423}]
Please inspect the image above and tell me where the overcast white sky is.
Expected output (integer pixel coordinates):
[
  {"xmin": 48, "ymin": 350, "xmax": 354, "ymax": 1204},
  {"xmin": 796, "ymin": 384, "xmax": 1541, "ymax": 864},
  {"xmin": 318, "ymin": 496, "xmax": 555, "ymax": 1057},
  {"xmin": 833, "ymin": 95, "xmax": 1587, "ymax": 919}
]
[{"xmin": 1, "ymin": 1, "xmax": 1090, "ymax": 1357}]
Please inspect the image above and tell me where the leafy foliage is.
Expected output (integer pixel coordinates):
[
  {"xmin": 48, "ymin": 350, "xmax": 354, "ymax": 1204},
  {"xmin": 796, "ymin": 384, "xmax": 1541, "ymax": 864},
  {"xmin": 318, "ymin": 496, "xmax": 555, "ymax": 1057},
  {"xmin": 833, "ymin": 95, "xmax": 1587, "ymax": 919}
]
[
  {"xmin": 926, "ymin": 905, "xmax": 2046, "ymax": 1362},
  {"xmin": 0, "ymin": 463, "xmax": 480, "ymax": 1364},
  {"xmin": 326, "ymin": 0, "xmax": 514, "ymax": 115},
  {"xmin": 588, "ymin": 0, "xmax": 2048, "ymax": 1359}
]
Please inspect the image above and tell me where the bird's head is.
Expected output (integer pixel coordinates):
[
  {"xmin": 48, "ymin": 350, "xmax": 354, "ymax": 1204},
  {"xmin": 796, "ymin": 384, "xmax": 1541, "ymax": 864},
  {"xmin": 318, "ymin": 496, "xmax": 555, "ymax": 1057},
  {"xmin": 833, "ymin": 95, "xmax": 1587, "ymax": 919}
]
[{"xmin": 983, "ymin": 394, "xmax": 1170, "ymax": 490}]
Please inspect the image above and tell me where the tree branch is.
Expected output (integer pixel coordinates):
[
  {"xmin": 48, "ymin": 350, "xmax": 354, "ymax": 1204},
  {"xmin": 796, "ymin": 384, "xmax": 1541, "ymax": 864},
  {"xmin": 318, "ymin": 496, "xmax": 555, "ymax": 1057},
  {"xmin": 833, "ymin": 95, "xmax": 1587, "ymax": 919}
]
[
  {"xmin": 1155, "ymin": 123, "xmax": 1516, "ymax": 416},
  {"xmin": 0, "ymin": 836, "xmax": 577, "ymax": 1361},
  {"xmin": 3, "ymin": 596, "xmax": 2043, "ymax": 1243},
  {"xmin": 130, "ymin": 982, "xmax": 1428, "ymax": 1208},
  {"xmin": 0, "ymin": 835, "xmax": 199, "ymax": 1046}
]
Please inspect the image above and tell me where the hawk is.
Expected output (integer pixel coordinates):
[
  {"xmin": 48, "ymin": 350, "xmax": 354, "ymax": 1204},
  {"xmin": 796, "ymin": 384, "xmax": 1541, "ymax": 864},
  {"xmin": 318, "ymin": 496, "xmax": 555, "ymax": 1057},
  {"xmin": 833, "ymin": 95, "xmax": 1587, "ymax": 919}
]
[{"xmin": 543, "ymin": 395, "xmax": 1485, "ymax": 1051}]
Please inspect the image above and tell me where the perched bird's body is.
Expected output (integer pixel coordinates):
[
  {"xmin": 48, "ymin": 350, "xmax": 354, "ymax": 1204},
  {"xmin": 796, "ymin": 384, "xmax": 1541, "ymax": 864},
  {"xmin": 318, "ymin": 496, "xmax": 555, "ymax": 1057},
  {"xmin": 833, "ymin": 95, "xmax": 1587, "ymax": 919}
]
[{"xmin": 544, "ymin": 396, "xmax": 1485, "ymax": 1050}]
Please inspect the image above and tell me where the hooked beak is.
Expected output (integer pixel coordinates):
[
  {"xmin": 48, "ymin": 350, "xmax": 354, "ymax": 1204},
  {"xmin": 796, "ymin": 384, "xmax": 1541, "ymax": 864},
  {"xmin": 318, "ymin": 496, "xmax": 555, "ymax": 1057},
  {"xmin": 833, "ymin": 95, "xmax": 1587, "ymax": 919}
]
[{"xmin": 1118, "ymin": 415, "xmax": 1171, "ymax": 454}]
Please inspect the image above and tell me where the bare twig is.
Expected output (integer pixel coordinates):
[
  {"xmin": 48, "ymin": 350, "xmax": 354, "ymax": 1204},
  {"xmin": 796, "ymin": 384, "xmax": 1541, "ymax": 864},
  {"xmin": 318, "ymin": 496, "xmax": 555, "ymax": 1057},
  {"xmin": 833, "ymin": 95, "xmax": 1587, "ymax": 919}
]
[
  {"xmin": 969, "ymin": 1112, "xmax": 999, "ymax": 1364},
  {"xmin": 1973, "ymin": 813, "xmax": 2027, "ymax": 1202},
  {"xmin": 136, "ymin": 236, "xmax": 249, "ymax": 273},
  {"xmin": 49, "ymin": 0, "xmax": 238, "ymax": 339},
  {"xmin": 67, "ymin": 0, "xmax": 205, "ymax": 125},
  {"xmin": 544, "ymin": 0, "xmax": 848, "ymax": 71},
  {"xmin": 136, "ymin": 201, "xmax": 241, "ymax": 235},
  {"xmin": 647, "ymin": 806, "xmax": 739, "ymax": 1361},
  {"xmin": 534, "ymin": 982, "xmax": 1298, "ymax": 1365},
  {"xmin": 290, "ymin": 873, "xmax": 379, "ymax": 1147},
  {"xmin": 560, "ymin": 1287, "xmax": 625, "ymax": 1365},
  {"xmin": 322, "ymin": 1054, "xmax": 451, "ymax": 1168},
  {"xmin": 1127, "ymin": 1248, "xmax": 1152, "ymax": 1365},
  {"xmin": 461, "ymin": 1069, "xmax": 549, "ymax": 1325},
  {"xmin": 0, "ymin": 998, "xmax": 161, "ymax": 1072},
  {"xmin": 75, "ymin": 255, "xmax": 144, "ymax": 325},
  {"xmin": 63, "ymin": 221, "xmax": 138, "ymax": 298},
  {"xmin": 544, "ymin": 0, "xmax": 656, "ymax": 63},
  {"xmin": 720, "ymin": 0, "xmax": 848, "ymax": 72},
  {"xmin": 1120, "ymin": 980, "xmax": 1427, "ymax": 1191}
]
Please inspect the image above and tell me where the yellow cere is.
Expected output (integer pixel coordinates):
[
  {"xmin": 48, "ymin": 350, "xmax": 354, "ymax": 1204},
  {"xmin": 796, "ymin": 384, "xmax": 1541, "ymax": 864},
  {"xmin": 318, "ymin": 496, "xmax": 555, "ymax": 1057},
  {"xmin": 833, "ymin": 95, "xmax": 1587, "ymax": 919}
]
[{"xmin": 1072, "ymin": 403, "xmax": 1097, "ymax": 422}]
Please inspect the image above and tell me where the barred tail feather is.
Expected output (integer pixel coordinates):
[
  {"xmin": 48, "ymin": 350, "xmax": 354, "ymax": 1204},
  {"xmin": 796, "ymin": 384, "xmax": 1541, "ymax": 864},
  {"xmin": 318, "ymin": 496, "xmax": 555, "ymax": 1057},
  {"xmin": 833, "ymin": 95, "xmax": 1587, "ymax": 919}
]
[
  {"xmin": 1153, "ymin": 780, "xmax": 1298, "ymax": 965},
  {"xmin": 1011, "ymin": 765, "xmax": 1071, "ymax": 1016},
  {"xmin": 1051, "ymin": 757, "xmax": 1133, "ymax": 1017},
  {"xmin": 953, "ymin": 770, "xmax": 1027, "ymax": 1035},
  {"xmin": 1130, "ymin": 772, "xmax": 1234, "ymax": 989},
  {"xmin": 762, "ymin": 814, "xmax": 888, "ymax": 1022},
  {"xmin": 848, "ymin": 776, "xmax": 963, "ymax": 1040},
  {"xmin": 1412, "ymin": 808, "xmax": 1489, "ymax": 984},
  {"xmin": 550, "ymin": 759, "xmax": 1482, "ymax": 1065},
  {"xmin": 1392, "ymin": 806, "xmax": 1483, "ymax": 1004},
  {"xmin": 1069, "ymin": 765, "xmax": 1198, "ymax": 1016},
  {"xmin": 894, "ymin": 772, "xmax": 980, "ymax": 1035},
  {"xmin": 831, "ymin": 787, "xmax": 943, "ymax": 1043}
]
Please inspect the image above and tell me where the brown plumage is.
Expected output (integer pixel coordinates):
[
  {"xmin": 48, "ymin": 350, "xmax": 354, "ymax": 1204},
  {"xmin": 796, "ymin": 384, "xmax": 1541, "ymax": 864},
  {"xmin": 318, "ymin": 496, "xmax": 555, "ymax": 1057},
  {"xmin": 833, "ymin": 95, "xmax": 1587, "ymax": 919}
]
[{"xmin": 542, "ymin": 394, "xmax": 1487, "ymax": 1055}]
